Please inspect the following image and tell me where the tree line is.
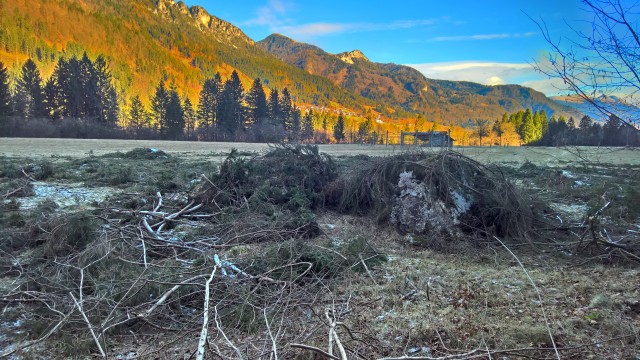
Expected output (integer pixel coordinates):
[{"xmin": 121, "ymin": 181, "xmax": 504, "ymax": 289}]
[
  {"xmin": 0, "ymin": 56, "xmax": 317, "ymax": 142},
  {"xmin": 1, "ymin": 56, "xmax": 637, "ymax": 146},
  {"xmin": 495, "ymin": 109, "xmax": 639, "ymax": 146}
]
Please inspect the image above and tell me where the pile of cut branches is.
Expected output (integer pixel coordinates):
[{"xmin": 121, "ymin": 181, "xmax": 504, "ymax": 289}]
[{"xmin": 331, "ymin": 151, "xmax": 540, "ymax": 242}]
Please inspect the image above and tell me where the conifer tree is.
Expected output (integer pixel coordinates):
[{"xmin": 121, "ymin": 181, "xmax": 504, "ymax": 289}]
[
  {"xmin": 93, "ymin": 55, "xmax": 119, "ymax": 125},
  {"xmin": 333, "ymin": 112, "xmax": 345, "ymax": 143},
  {"xmin": 43, "ymin": 76, "xmax": 64, "ymax": 120},
  {"xmin": 217, "ymin": 71, "xmax": 244, "ymax": 136},
  {"xmin": 15, "ymin": 58, "xmax": 45, "ymax": 119},
  {"xmin": 81, "ymin": 52, "xmax": 100, "ymax": 119},
  {"xmin": 0, "ymin": 61, "xmax": 11, "ymax": 135},
  {"xmin": 302, "ymin": 109, "xmax": 314, "ymax": 142},
  {"xmin": 281, "ymin": 87, "xmax": 293, "ymax": 130},
  {"xmin": 579, "ymin": 115, "xmax": 593, "ymax": 129},
  {"xmin": 166, "ymin": 86, "xmax": 184, "ymax": 140},
  {"xmin": 268, "ymin": 89, "xmax": 280, "ymax": 124},
  {"xmin": 0, "ymin": 61, "xmax": 12, "ymax": 118},
  {"xmin": 183, "ymin": 96, "xmax": 196, "ymax": 140},
  {"xmin": 246, "ymin": 78, "xmax": 268, "ymax": 128},
  {"xmin": 129, "ymin": 95, "xmax": 147, "ymax": 137},
  {"xmin": 289, "ymin": 106, "xmax": 301, "ymax": 142},
  {"xmin": 58, "ymin": 57, "xmax": 85, "ymax": 118},
  {"xmin": 539, "ymin": 110, "xmax": 549, "ymax": 138},
  {"xmin": 521, "ymin": 108, "xmax": 536, "ymax": 143},
  {"xmin": 197, "ymin": 74, "xmax": 221, "ymax": 138},
  {"xmin": 152, "ymin": 80, "xmax": 169, "ymax": 136}
]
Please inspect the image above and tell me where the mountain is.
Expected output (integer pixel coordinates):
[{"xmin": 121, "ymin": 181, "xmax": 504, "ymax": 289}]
[
  {"xmin": 0, "ymin": 0, "xmax": 375, "ymax": 111},
  {"xmin": 2, "ymin": 0, "xmax": 580, "ymax": 126},
  {"xmin": 553, "ymin": 95, "xmax": 640, "ymax": 125},
  {"xmin": 258, "ymin": 33, "xmax": 580, "ymax": 124}
]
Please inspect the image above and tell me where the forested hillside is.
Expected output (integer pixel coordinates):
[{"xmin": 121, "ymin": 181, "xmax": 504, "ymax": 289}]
[
  {"xmin": 259, "ymin": 34, "xmax": 580, "ymax": 124},
  {"xmin": 0, "ymin": 0, "xmax": 374, "ymax": 111}
]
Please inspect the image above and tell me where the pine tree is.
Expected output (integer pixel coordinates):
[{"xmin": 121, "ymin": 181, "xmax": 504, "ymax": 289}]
[
  {"xmin": 217, "ymin": 71, "xmax": 244, "ymax": 136},
  {"xmin": 81, "ymin": 52, "xmax": 100, "ymax": 119},
  {"xmin": 268, "ymin": 89, "xmax": 280, "ymax": 124},
  {"xmin": 93, "ymin": 55, "xmax": 119, "ymax": 125},
  {"xmin": 532, "ymin": 111, "xmax": 542, "ymax": 141},
  {"xmin": 281, "ymin": 87, "xmax": 293, "ymax": 130},
  {"xmin": 289, "ymin": 106, "xmax": 301, "ymax": 142},
  {"xmin": 0, "ymin": 61, "xmax": 12, "ymax": 118},
  {"xmin": 15, "ymin": 58, "xmax": 45, "ymax": 119},
  {"xmin": 197, "ymin": 74, "xmax": 221, "ymax": 139},
  {"xmin": 493, "ymin": 119, "xmax": 503, "ymax": 145},
  {"xmin": 333, "ymin": 112, "xmax": 345, "ymax": 143},
  {"xmin": 302, "ymin": 109, "xmax": 314, "ymax": 142},
  {"xmin": 579, "ymin": 115, "xmax": 593, "ymax": 129},
  {"xmin": 58, "ymin": 57, "xmax": 85, "ymax": 118},
  {"xmin": 152, "ymin": 80, "xmax": 169, "ymax": 136},
  {"xmin": 43, "ymin": 76, "xmax": 64, "ymax": 120},
  {"xmin": 183, "ymin": 97, "xmax": 196, "ymax": 140},
  {"xmin": 129, "ymin": 95, "xmax": 147, "ymax": 137},
  {"xmin": 539, "ymin": 110, "xmax": 549, "ymax": 138},
  {"xmin": 166, "ymin": 86, "xmax": 184, "ymax": 140},
  {"xmin": 246, "ymin": 78, "xmax": 268, "ymax": 129},
  {"xmin": 358, "ymin": 116, "xmax": 374, "ymax": 142},
  {"xmin": 521, "ymin": 108, "xmax": 536, "ymax": 143}
]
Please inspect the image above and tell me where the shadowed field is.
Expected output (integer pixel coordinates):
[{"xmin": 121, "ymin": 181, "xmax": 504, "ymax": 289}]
[{"xmin": 2, "ymin": 137, "xmax": 639, "ymax": 167}]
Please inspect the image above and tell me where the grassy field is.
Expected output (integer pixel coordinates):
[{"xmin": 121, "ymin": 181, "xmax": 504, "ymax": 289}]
[
  {"xmin": 0, "ymin": 139, "xmax": 638, "ymax": 359},
  {"xmin": 2, "ymin": 137, "xmax": 640, "ymax": 166}
]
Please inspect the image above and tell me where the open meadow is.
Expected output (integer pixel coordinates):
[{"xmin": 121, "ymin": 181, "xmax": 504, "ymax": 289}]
[
  {"xmin": 0, "ymin": 138, "xmax": 639, "ymax": 359},
  {"xmin": 2, "ymin": 137, "xmax": 640, "ymax": 166}
]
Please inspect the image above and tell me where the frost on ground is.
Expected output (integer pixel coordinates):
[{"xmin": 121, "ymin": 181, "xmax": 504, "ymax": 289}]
[{"xmin": 16, "ymin": 182, "xmax": 119, "ymax": 210}]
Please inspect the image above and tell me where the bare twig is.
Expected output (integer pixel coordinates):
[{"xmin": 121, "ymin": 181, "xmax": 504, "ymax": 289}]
[
  {"xmin": 196, "ymin": 265, "xmax": 218, "ymax": 360},
  {"xmin": 264, "ymin": 308, "xmax": 279, "ymax": 360},
  {"xmin": 493, "ymin": 236, "xmax": 561, "ymax": 360},
  {"xmin": 289, "ymin": 343, "xmax": 341, "ymax": 360},
  {"xmin": 70, "ymin": 292, "xmax": 106, "ymax": 358}
]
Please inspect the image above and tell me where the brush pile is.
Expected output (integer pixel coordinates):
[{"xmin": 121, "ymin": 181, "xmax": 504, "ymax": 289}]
[{"xmin": 333, "ymin": 151, "xmax": 537, "ymax": 242}]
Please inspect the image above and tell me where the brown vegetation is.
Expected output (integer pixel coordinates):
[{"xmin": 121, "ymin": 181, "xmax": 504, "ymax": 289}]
[{"xmin": 0, "ymin": 144, "xmax": 638, "ymax": 359}]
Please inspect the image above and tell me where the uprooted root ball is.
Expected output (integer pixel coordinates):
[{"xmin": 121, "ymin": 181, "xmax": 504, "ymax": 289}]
[{"xmin": 331, "ymin": 151, "xmax": 539, "ymax": 242}]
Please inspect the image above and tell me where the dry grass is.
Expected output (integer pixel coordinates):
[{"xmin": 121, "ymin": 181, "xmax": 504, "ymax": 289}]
[
  {"xmin": 1, "ymin": 138, "xmax": 640, "ymax": 166},
  {"xmin": 0, "ymin": 143, "xmax": 638, "ymax": 359}
]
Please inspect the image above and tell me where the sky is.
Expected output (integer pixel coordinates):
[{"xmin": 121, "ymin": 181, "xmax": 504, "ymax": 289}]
[{"xmin": 182, "ymin": 0, "xmax": 596, "ymax": 96}]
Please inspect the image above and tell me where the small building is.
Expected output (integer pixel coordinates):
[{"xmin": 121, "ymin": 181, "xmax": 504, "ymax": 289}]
[{"xmin": 400, "ymin": 131, "xmax": 454, "ymax": 147}]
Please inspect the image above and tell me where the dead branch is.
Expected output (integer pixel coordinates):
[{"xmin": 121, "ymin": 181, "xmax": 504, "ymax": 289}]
[
  {"xmin": 325, "ymin": 309, "xmax": 348, "ymax": 360},
  {"xmin": 377, "ymin": 349, "xmax": 483, "ymax": 360},
  {"xmin": 214, "ymin": 305, "xmax": 244, "ymax": 359},
  {"xmin": 289, "ymin": 343, "xmax": 341, "ymax": 360},
  {"xmin": 493, "ymin": 236, "xmax": 560, "ymax": 360},
  {"xmin": 0, "ymin": 307, "xmax": 74, "ymax": 358},
  {"xmin": 70, "ymin": 292, "xmax": 106, "ymax": 358},
  {"xmin": 196, "ymin": 265, "xmax": 218, "ymax": 360}
]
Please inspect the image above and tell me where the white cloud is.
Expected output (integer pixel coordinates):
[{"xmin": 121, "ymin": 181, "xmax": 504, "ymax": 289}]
[
  {"xmin": 244, "ymin": 0, "xmax": 294, "ymax": 27},
  {"xmin": 278, "ymin": 19, "xmax": 440, "ymax": 38},
  {"xmin": 278, "ymin": 22, "xmax": 352, "ymax": 36},
  {"xmin": 407, "ymin": 60, "xmax": 568, "ymax": 96},
  {"xmin": 245, "ymin": 2, "xmax": 442, "ymax": 38},
  {"xmin": 428, "ymin": 32, "xmax": 537, "ymax": 42},
  {"xmin": 521, "ymin": 78, "xmax": 570, "ymax": 96},
  {"xmin": 408, "ymin": 61, "xmax": 533, "ymax": 84}
]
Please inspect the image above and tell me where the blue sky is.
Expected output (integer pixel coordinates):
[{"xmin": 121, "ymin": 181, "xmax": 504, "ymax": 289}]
[{"xmin": 182, "ymin": 0, "xmax": 595, "ymax": 95}]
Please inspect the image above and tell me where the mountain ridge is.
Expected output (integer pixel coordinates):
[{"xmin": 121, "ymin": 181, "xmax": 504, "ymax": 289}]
[
  {"xmin": 1, "ymin": 0, "xmax": 582, "ymax": 126},
  {"xmin": 257, "ymin": 33, "xmax": 580, "ymax": 124}
]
